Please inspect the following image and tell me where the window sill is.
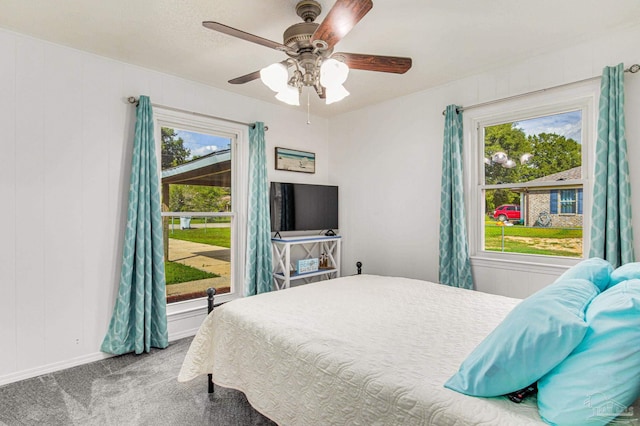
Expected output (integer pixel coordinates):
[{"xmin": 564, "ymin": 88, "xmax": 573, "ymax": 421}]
[{"xmin": 470, "ymin": 254, "xmax": 578, "ymax": 275}]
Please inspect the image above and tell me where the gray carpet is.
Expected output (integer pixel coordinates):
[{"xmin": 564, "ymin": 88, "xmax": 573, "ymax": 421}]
[{"xmin": 0, "ymin": 337, "xmax": 276, "ymax": 426}]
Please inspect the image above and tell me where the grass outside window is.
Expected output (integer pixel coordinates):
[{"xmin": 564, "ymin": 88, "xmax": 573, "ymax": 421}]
[
  {"xmin": 165, "ymin": 261, "xmax": 218, "ymax": 285},
  {"xmin": 484, "ymin": 221, "xmax": 582, "ymax": 257},
  {"xmin": 167, "ymin": 227, "xmax": 230, "ymax": 247}
]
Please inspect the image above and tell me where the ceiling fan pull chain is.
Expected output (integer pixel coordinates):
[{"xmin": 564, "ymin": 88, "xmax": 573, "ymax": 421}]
[{"xmin": 307, "ymin": 90, "xmax": 311, "ymax": 125}]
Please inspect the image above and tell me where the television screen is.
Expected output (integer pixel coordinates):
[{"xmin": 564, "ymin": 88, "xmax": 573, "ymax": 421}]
[{"xmin": 270, "ymin": 182, "xmax": 338, "ymax": 232}]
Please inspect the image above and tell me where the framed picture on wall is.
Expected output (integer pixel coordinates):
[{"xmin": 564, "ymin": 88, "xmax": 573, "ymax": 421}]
[{"xmin": 275, "ymin": 147, "xmax": 316, "ymax": 173}]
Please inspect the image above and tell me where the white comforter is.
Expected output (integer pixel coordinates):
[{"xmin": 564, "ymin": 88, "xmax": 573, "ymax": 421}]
[{"xmin": 178, "ymin": 274, "xmax": 546, "ymax": 425}]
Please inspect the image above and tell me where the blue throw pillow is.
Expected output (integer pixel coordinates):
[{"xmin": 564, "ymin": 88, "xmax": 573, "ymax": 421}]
[
  {"xmin": 556, "ymin": 257, "xmax": 613, "ymax": 291},
  {"xmin": 444, "ymin": 278, "xmax": 599, "ymax": 397},
  {"xmin": 537, "ymin": 279, "xmax": 640, "ymax": 426},
  {"xmin": 607, "ymin": 262, "xmax": 640, "ymax": 290}
]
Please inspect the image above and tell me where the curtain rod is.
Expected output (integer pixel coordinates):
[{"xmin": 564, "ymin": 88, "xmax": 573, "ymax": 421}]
[
  {"xmin": 442, "ymin": 63, "xmax": 640, "ymax": 115},
  {"xmin": 127, "ymin": 97, "xmax": 268, "ymax": 130}
]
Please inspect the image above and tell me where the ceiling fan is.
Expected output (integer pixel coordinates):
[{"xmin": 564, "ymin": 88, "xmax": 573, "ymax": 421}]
[{"xmin": 203, "ymin": 0, "xmax": 412, "ymax": 105}]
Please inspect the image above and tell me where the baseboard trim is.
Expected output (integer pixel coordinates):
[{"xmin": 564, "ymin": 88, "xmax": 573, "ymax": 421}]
[
  {"xmin": 168, "ymin": 328, "xmax": 199, "ymax": 342},
  {"xmin": 0, "ymin": 307, "xmax": 206, "ymax": 387},
  {"xmin": 0, "ymin": 351, "xmax": 114, "ymax": 387}
]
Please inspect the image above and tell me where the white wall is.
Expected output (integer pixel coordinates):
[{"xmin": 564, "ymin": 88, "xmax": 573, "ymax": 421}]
[
  {"xmin": 2, "ymin": 20, "xmax": 640, "ymax": 386},
  {"xmin": 328, "ymin": 23, "xmax": 640, "ymax": 298},
  {"xmin": 0, "ymin": 28, "xmax": 329, "ymax": 385}
]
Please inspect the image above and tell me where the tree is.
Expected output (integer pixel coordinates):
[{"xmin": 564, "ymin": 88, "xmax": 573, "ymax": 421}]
[
  {"xmin": 484, "ymin": 124, "xmax": 530, "ymax": 212},
  {"xmin": 484, "ymin": 123, "xmax": 530, "ymax": 186},
  {"xmin": 482, "ymin": 123, "xmax": 581, "ymax": 213},
  {"xmin": 161, "ymin": 127, "xmax": 190, "ymax": 169},
  {"xmin": 169, "ymin": 184, "xmax": 230, "ymax": 212},
  {"xmin": 527, "ymin": 133, "xmax": 581, "ymax": 179}
]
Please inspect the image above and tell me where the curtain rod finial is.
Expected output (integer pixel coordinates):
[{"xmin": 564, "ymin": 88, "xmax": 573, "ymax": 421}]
[{"xmin": 127, "ymin": 96, "xmax": 138, "ymax": 105}]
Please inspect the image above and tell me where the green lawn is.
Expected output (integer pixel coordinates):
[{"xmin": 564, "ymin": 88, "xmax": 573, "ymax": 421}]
[
  {"xmin": 485, "ymin": 223, "xmax": 582, "ymax": 257},
  {"xmin": 168, "ymin": 217, "xmax": 230, "ymax": 225},
  {"xmin": 167, "ymin": 227, "xmax": 231, "ymax": 248},
  {"xmin": 165, "ymin": 261, "xmax": 218, "ymax": 285}
]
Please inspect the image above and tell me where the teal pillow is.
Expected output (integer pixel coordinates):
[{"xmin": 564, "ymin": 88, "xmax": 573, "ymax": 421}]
[
  {"xmin": 607, "ymin": 262, "xmax": 640, "ymax": 290},
  {"xmin": 556, "ymin": 257, "xmax": 613, "ymax": 291},
  {"xmin": 445, "ymin": 278, "xmax": 599, "ymax": 397},
  {"xmin": 537, "ymin": 279, "xmax": 640, "ymax": 426}
]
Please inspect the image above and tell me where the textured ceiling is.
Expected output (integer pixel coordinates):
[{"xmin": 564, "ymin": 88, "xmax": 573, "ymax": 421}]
[{"xmin": 1, "ymin": 0, "xmax": 639, "ymax": 117}]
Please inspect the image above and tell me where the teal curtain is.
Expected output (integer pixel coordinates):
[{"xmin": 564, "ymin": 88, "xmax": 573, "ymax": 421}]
[
  {"xmin": 245, "ymin": 122, "xmax": 273, "ymax": 296},
  {"xmin": 589, "ymin": 64, "xmax": 635, "ymax": 267},
  {"xmin": 439, "ymin": 105, "xmax": 473, "ymax": 289},
  {"xmin": 101, "ymin": 96, "xmax": 168, "ymax": 355}
]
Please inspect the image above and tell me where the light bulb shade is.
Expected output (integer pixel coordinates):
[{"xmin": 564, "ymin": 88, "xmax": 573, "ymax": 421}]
[
  {"xmin": 260, "ymin": 63, "xmax": 289, "ymax": 92},
  {"xmin": 492, "ymin": 152, "xmax": 508, "ymax": 164},
  {"xmin": 325, "ymin": 84, "xmax": 349, "ymax": 105},
  {"xmin": 503, "ymin": 159, "xmax": 516, "ymax": 169},
  {"xmin": 520, "ymin": 153, "xmax": 533, "ymax": 164},
  {"xmin": 320, "ymin": 58, "xmax": 349, "ymax": 88},
  {"xmin": 275, "ymin": 84, "xmax": 300, "ymax": 106}
]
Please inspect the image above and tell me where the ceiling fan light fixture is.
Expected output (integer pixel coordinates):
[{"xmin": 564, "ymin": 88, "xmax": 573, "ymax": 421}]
[
  {"xmin": 320, "ymin": 58, "xmax": 349, "ymax": 88},
  {"xmin": 492, "ymin": 152, "xmax": 508, "ymax": 164},
  {"xmin": 520, "ymin": 153, "xmax": 533, "ymax": 164},
  {"xmin": 275, "ymin": 84, "xmax": 300, "ymax": 106},
  {"xmin": 325, "ymin": 84, "xmax": 349, "ymax": 105},
  {"xmin": 205, "ymin": 0, "xmax": 413, "ymax": 112},
  {"xmin": 260, "ymin": 62, "xmax": 289, "ymax": 92},
  {"xmin": 502, "ymin": 159, "xmax": 517, "ymax": 169}
]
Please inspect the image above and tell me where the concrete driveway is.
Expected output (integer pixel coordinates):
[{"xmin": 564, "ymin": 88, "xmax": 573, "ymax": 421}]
[{"xmin": 165, "ymin": 238, "xmax": 232, "ymax": 302}]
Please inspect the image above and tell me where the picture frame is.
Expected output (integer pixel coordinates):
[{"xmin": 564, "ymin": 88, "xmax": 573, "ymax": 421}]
[
  {"xmin": 275, "ymin": 147, "xmax": 316, "ymax": 173},
  {"xmin": 297, "ymin": 258, "xmax": 319, "ymax": 274}
]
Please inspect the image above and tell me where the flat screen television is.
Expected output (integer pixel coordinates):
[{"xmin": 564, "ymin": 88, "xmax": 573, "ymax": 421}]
[{"xmin": 270, "ymin": 182, "xmax": 338, "ymax": 234}]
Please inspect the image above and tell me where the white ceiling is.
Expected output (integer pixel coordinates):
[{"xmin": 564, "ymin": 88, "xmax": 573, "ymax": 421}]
[{"xmin": 1, "ymin": 0, "xmax": 639, "ymax": 117}]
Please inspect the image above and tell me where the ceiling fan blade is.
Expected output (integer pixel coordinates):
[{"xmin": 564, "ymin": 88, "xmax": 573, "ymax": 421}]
[
  {"xmin": 311, "ymin": 0, "xmax": 373, "ymax": 50},
  {"xmin": 203, "ymin": 21, "xmax": 291, "ymax": 52},
  {"xmin": 332, "ymin": 52, "xmax": 412, "ymax": 74},
  {"xmin": 228, "ymin": 70, "xmax": 262, "ymax": 85}
]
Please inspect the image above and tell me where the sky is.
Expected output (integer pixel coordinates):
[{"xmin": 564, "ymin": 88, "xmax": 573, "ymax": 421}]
[
  {"xmin": 175, "ymin": 129, "xmax": 231, "ymax": 159},
  {"xmin": 515, "ymin": 110, "xmax": 582, "ymax": 144}
]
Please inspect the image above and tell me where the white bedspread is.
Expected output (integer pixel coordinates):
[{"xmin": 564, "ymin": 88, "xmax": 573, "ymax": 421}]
[{"xmin": 178, "ymin": 274, "xmax": 546, "ymax": 425}]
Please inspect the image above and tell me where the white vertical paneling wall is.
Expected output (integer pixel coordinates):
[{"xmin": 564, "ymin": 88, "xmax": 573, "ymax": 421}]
[
  {"xmin": 0, "ymin": 28, "xmax": 17, "ymax": 379},
  {"xmin": 328, "ymin": 23, "xmax": 640, "ymax": 296},
  {"xmin": 0, "ymin": 28, "xmax": 329, "ymax": 384},
  {"xmin": 44, "ymin": 43, "xmax": 85, "ymax": 364},
  {"xmin": 14, "ymin": 36, "xmax": 47, "ymax": 373}
]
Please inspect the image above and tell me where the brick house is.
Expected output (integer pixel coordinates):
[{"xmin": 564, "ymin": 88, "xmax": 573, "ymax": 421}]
[{"xmin": 520, "ymin": 167, "xmax": 583, "ymax": 228}]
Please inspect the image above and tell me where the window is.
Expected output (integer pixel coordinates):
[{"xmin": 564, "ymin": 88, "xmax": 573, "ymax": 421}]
[
  {"xmin": 154, "ymin": 108, "xmax": 247, "ymax": 306},
  {"xmin": 466, "ymin": 82, "xmax": 597, "ymax": 264},
  {"xmin": 559, "ymin": 189, "xmax": 578, "ymax": 214}
]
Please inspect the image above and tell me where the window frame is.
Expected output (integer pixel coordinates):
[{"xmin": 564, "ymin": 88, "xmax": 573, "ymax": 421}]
[
  {"xmin": 153, "ymin": 107, "xmax": 249, "ymax": 314},
  {"xmin": 463, "ymin": 80, "xmax": 598, "ymax": 268}
]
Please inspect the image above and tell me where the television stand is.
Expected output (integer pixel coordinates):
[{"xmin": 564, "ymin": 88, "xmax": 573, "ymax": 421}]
[{"xmin": 271, "ymin": 235, "xmax": 341, "ymax": 290}]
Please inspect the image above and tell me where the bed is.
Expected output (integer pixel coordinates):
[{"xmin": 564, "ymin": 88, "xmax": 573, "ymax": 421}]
[{"xmin": 178, "ymin": 274, "xmax": 553, "ymax": 425}]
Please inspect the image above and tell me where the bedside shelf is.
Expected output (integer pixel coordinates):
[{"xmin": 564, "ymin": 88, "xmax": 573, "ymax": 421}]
[
  {"xmin": 274, "ymin": 268, "xmax": 338, "ymax": 280},
  {"xmin": 271, "ymin": 236, "xmax": 341, "ymax": 290}
]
